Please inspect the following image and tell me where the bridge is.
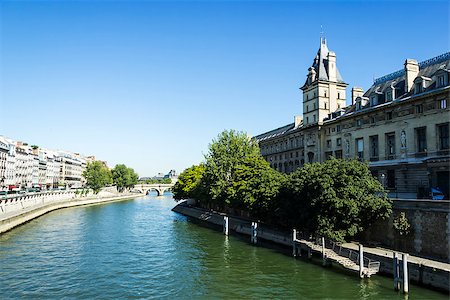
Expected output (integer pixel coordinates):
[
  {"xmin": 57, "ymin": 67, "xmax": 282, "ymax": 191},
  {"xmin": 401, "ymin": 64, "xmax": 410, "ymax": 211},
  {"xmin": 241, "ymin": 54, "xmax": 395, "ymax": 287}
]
[{"xmin": 133, "ymin": 183, "xmax": 174, "ymax": 196}]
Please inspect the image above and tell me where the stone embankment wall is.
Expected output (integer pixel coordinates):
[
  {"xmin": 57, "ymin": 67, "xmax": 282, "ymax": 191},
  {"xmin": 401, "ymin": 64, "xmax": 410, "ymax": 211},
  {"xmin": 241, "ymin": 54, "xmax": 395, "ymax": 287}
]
[
  {"xmin": 0, "ymin": 189, "xmax": 140, "ymax": 234},
  {"xmin": 172, "ymin": 203, "xmax": 450, "ymax": 293},
  {"xmin": 363, "ymin": 199, "xmax": 450, "ymax": 263}
]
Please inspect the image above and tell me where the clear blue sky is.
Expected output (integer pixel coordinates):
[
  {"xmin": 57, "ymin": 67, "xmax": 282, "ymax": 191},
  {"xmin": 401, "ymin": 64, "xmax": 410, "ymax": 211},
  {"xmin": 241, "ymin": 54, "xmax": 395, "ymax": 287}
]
[{"xmin": 0, "ymin": 1, "xmax": 448, "ymax": 176}]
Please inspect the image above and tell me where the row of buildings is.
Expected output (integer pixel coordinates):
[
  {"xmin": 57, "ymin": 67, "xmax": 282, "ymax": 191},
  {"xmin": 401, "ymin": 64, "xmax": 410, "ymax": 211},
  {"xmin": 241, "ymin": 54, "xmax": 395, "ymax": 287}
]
[
  {"xmin": 0, "ymin": 136, "xmax": 97, "ymax": 191},
  {"xmin": 255, "ymin": 38, "xmax": 450, "ymax": 199}
]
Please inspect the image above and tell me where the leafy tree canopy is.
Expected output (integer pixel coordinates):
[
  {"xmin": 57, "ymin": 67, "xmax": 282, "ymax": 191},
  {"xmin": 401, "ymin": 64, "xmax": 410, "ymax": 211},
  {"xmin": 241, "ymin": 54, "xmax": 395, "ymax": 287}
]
[
  {"xmin": 280, "ymin": 158, "xmax": 392, "ymax": 242},
  {"xmin": 82, "ymin": 161, "xmax": 112, "ymax": 194},
  {"xmin": 112, "ymin": 164, "xmax": 139, "ymax": 192},
  {"xmin": 173, "ymin": 164, "xmax": 205, "ymax": 201}
]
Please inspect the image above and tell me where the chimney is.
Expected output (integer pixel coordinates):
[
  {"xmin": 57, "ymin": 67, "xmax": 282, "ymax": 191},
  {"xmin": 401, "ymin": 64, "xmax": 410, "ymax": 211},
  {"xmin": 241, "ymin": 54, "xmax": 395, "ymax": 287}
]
[
  {"xmin": 404, "ymin": 59, "xmax": 419, "ymax": 92},
  {"xmin": 327, "ymin": 51, "xmax": 337, "ymax": 82},
  {"xmin": 294, "ymin": 115, "xmax": 303, "ymax": 127},
  {"xmin": 351, "ymin": 87, "xmax": 364, "ymax": 105}
]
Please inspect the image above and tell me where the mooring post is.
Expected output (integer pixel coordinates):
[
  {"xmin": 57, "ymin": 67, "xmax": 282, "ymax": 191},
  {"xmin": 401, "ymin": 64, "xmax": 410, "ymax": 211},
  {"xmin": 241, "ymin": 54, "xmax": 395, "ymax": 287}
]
[
  {"xmin": 321, "ymin": 237, "xmax": 326, "ymax": 265},
  {"xmin": 393, "ymin": 252, "xmax": 400, "ymax": 291},
  {"xmin": 223, "ymin": 216, "xmax": 229, "ymax": 236},
  {"xmin": 292, "ymin": 229, "xmax": 297, "ymax": 257},
  {"xmin": 251, "ymin": 222, "xmax": 258, "ymax": 244},
  {"xmin": 359, "ymin": 244, "xmax": 364, "ymax": 278},
  {"xmin": 402, "ymin": 253, "xmax": 409, "ymax": 294}
]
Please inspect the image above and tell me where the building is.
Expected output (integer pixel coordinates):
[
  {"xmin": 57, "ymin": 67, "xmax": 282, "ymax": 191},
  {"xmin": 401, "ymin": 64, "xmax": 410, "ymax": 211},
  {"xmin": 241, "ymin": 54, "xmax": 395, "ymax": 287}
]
[{"xmin": 255, "ymin": 39, "xmax": 450, "ymax": 199}]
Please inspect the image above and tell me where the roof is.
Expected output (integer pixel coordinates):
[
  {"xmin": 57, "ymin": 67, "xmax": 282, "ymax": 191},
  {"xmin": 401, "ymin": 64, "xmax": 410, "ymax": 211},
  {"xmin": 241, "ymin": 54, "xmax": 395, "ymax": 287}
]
[
  {"xmin": 255, "ymin": 123, "xmax": 296, "ymax": 142},
  {"xmin": 364, "ymin": 52, "xmax": 450, "ymax": 99},
  {"xmin": 301, "ymin": 38, "xmax": 345, "ymax": 89}
]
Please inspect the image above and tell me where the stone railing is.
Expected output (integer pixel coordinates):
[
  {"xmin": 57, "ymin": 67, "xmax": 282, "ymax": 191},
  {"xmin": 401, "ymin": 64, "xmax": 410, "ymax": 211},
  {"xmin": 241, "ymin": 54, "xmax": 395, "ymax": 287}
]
[{"xmin": 0, "ymin": 191, "xmax": 78, "ymax": 216}]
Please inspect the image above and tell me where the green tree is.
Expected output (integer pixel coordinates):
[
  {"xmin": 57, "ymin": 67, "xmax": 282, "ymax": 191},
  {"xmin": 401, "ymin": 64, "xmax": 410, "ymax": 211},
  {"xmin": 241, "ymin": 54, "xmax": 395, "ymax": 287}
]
[
  {"xmin": 82, "ymin": 161, "xmax": 112, "ymax": 194},
  {"xmin": 280, "ymin": 158, "xmax": 392, "ymax": 242},
  {"xmin": 173, "ymin": 164, "xmax": 206, "ymax": 202},
  {"xmin": 201, "ymin": 129, "xmax": 285, "ymax": 215},
  {"xmin": 112, "ymin": 164, "xmax": 139, "ymax": 192}
]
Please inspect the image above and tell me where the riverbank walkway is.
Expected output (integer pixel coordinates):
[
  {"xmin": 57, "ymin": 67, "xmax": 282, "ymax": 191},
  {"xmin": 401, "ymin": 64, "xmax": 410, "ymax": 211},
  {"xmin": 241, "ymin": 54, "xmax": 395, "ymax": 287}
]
[{"xmin": 0, "ymin": 189, "xmax": 141, "ymax": 234}]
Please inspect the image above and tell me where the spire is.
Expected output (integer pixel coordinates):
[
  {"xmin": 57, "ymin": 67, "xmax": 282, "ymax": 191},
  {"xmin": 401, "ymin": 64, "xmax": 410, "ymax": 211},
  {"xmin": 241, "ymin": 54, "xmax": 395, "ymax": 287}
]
[{"xmin": 320, "ymin": 25, "xmax": 326, "ymax": 46}]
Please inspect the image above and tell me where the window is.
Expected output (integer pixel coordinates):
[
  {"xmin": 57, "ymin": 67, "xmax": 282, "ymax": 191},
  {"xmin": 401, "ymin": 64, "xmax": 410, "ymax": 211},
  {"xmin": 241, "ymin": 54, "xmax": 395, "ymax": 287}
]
[
  {"xmin": 324, "ymin": 102, "xmax": 327, "ymax": 109},
  {"xmin": 290, "ymin": 152, "xmax": 293, "ymax": 158},
  {"xmin": 313, "ymin": 102, "xmax": 316, "ymax": 110},
  {"xmin": 386, "ymin": 112, "xmax": 393, "ymax": 120},
  {"xmin": 415, "ymin": 104, "xmax": 423, "ymax": 113},
  {"xmin": 325, "ymin": 151, "xmax": 333, "ymax": 160},
  {"xmin": 336, "ymin": 125, "xmax": 341, "ymax": 132},
  {"xmin": 324, "ymin": 91, "xmax": 327, "ymax": 97},
  {"xmin": 356, "ymin": 119, "xmax": 362, "ymax": 127},
  {"xmin": 438, "ymin": 123, "xmax": 449, "ymax": 150},
  {"xmin": 306, "ymin": 94, "xmax": 309, "ymax": 101},
  {"xmin": 386, "ymin": 90, "xmax": 393, "ymax": 101},
  {"xmin": 336, "ymin": 138, "xmax": 342, "ymax": 146},
  {"xmin": 371, "ymin": 95, "xmax": 377, "ymax": 106},
  {"xmin": 370, "ymin": 135, "xmax": 379, "ymax": 159},
  {"xmin": 386, "ymin": 133, "xmax": 396, "ymax": 159},
  {"xmin": 356, "ymin": 138, "xmax": 364, "ymax": 160},
  {"xmin": 415, "ymin": 82, "xmax": 422, "ymax": 94},
  {"xmin": 387, "ymin": 170, "xmax": 396, "ymax": 189},
  {"xmin": 338, "ymin": 92, "xmax": 340, "ymax": 99},
  {"xmin": 296, "ymin": 151, "xmax": 299, "ymax": 158},
  {"xmin": 439, "ymin": 99, "xmax": 447, "ymax": 109},
  {"xmin": 306, "ymin": 105, "xmax": 309, "ymax": 112},
  {"xmin": 334, "ymin": 150, "xmax": 342, "ymax": 159},
  {"xmin": 306, "ymin": 117, "xmax": 309, "ymax": 124},
  {"xmin": 438, "ymin": 75, "xmax": 445, "ymax": 87},
  {"xmin": 313, "ymin": 115, "xmax": 316, "ymax": 122},
  {"xmin": 326, "ymin": 139, "xmax": 331, "ymax": 148},
  {"xmin": 370, "ymin": 117, "xmax": 376, "ymax": 124},
  {"xmin": 415, "ymin": 127, "xmax": 427, "ymax": 153}
]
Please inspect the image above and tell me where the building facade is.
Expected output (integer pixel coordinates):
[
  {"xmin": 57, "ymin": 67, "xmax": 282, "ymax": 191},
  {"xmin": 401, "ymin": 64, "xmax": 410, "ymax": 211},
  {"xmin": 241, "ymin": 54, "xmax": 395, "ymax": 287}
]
[{"xmin": 255, "ymin": 39, "xmax": 450, "ymax": 199}]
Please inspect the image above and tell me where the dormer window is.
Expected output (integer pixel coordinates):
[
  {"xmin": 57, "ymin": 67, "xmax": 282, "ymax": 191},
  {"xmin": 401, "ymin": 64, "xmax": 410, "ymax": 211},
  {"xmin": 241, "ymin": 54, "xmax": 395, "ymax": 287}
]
[
  {"xmin": 415, "ymin": 82, "xmax": 423, "ymax": 94},
  {"xmin": 356, "ymin": 101, "xmax": 361, "ymax": 111},
  {"xmin": 438, "ymin": 75, "xmax": 445, "ymax": 87},
  {"xmin": 371, "ymin": 95, "xmax": 378, "ymax": 106},
  {"xmin": 386, "ymin": 90, "xmax": 393, "ymax": 101}
]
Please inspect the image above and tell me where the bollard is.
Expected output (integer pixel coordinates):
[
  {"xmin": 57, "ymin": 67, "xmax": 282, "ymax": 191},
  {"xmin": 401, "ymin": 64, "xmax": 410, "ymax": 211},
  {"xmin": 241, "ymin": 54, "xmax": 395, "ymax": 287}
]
[
  {"xmin": 321, "ymin": 237, "xmax": 326, "ymax": 265},
  {"xmin": 251, "ymin": 222, "xmax": 258, "ymax": 244},
  {"xmin": 393, "ymin": 252, "xmax": 400, "ymax": 291},
  {"xmin": 223, "ymin": 216, "xmax": 229, "ymax": 236},
  {"xmin": 292, "ymin": 229, "xmax": 297, "ymax": 257},
  {"xmin": 402, "ymin": 253, "xmax": 409, "ymax": 294},
  {"xmin": 359, "ymin": 244, "xmax": 364, "ymax": 278}
]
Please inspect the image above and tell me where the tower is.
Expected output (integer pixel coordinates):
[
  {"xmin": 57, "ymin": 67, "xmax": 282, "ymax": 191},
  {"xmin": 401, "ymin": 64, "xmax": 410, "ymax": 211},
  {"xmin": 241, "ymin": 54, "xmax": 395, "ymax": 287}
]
[{"xmin": 300, "ymin": 38, "xmax": 348, "ymax": 126}]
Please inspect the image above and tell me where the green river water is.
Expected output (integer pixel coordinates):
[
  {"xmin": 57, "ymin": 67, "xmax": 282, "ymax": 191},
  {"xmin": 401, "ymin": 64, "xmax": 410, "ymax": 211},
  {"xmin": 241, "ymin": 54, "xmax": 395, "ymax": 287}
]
[{"xmin": 0, "ymin": 193, "xmax": 446, "ymax": 299}]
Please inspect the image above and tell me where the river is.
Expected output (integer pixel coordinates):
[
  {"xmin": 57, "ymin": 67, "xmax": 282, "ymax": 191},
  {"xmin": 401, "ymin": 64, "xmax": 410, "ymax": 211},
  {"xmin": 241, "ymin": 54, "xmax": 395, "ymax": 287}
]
[{"xmin": 0, "ymin": 193, "xmax": 446, "ymax": 299}]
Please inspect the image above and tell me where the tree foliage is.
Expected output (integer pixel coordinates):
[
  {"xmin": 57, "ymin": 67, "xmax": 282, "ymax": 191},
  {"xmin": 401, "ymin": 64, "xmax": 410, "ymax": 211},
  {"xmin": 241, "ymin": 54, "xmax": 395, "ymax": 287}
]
[
  {"xmin": 112, "ymin": 164, "xmax": 139, "ymax": 192},
  {"xmin": 173, "ymin": 164, "xmax": 205, "ymax": 201},
  {"xmin": 279, "ymin": 158, "xmax": 392, "ymax": 242},
  {"xmin": 82, "ymin": 161, "xmax": 112, "ymax": 194},
  {"xmin": 173, "ymin": 130, "xmax": 392, "ymax": 242}
]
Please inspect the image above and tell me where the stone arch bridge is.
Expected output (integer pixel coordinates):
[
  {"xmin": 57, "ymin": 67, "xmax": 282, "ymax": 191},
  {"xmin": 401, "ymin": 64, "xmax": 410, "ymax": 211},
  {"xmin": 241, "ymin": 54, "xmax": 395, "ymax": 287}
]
[{"xmin": 134, "ymin": 183, "xmax": 174, "ymax": 196}]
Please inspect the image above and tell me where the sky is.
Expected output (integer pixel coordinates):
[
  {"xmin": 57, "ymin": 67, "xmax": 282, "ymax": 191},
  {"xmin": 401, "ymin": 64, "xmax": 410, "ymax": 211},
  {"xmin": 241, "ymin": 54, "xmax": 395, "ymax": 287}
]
[{"xmin": 0, "ymin": 0, "xmax": 448, "ymax": 177}]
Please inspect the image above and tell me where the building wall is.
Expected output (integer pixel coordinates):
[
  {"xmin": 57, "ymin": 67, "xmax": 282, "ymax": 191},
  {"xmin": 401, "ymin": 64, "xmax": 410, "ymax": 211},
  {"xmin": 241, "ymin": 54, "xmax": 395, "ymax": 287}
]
[{"xmin": 363, "ymin": 200, "xmax": 450, "ymax": 262}]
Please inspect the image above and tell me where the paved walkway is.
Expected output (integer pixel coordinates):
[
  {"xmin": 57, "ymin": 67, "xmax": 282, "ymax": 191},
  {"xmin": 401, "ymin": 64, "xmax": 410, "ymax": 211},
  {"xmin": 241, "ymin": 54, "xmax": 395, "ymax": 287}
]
[{"xmin": 342, "ymin": 242, "xmax": 450, "ymax": 271}]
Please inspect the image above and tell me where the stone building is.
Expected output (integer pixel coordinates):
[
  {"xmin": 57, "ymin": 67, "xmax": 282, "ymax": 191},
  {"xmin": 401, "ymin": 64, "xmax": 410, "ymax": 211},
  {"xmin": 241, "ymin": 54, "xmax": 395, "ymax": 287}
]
[{"xmin": 255, "ymin": 39, "xmax": 450, "ymax": 199}]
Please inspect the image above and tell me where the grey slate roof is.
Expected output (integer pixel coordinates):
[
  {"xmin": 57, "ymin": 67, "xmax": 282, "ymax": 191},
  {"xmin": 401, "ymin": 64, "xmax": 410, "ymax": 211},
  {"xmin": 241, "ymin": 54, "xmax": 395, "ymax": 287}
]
[
  {"xmin": 364, "ymin": 52, "xmax": 450, "ymax": 100},
  {"xmin": 302, "ymin": 39, "xmax": 345, "ymax": 89},
  {"xmin": 255, "ymin": 123, "xmax": 297, "ymax": 142}
]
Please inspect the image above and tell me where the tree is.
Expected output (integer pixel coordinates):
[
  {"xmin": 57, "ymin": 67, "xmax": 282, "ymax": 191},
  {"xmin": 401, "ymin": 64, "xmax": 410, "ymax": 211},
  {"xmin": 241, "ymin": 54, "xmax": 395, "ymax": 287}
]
[
  {"xmin": 201, "ymin": 129, "xmax": 285, "ymax": 214},
  {"xmin": 280, "ymin": 158, "xmax": 392, "ymax": 242},
  {"xmin": 82, "ymin": 161, "xmax": 112, "ymax": 194},
  {"xmin": 112, "ymin": 164, "xmax": 139, "ymax": 192},
  {"xmin": 173, "ymin": 164, "xmax": 205, "ymax": 202}
]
